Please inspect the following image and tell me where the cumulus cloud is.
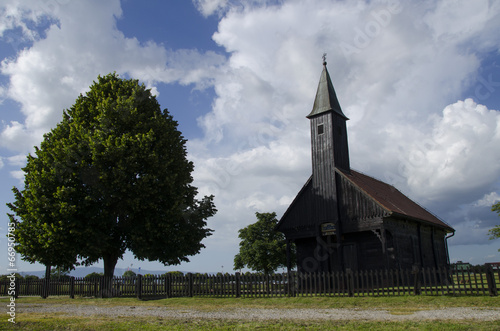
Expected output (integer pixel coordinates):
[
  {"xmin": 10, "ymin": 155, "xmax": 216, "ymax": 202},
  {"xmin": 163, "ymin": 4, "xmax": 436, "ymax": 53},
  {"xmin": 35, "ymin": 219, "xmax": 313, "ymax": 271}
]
[
  {"xmin": 402, "ymin": 99, "xmax": 500, "ymax": 203},
  {"xmin": 475, "ymin": 192, "xmax": 500, "ymax": 208},
  {"xmin": 0, "ymin": 0, "xmax": 54, "ymax": 41},
  {"xmin": 2, "ymin": 0, "xmax": 500, "ymax": 269},
  {"xmin": 445, "ymin": 190, "xmax": 500, "ymax": 246},
  {"xmin": 0, "ymin": 0, "xmax": 226, "ymax": 154},
  {"xmin": 187, "ymin": 0, "xmax": 500, "ymax": 252},
  {"xmin": 0, "ymin": 120, "xmax": 37, "ymax": 152},
  {"xmin": 7, "ymin": 154, "xmax": 27, "ymax": 167},
  {"xmin": 192, "ymin": 0, "xmax": 229, "ymax": 17},
  {"xmin": 9, "ymin": 170, "xmax": 25, "ymax": 185}
]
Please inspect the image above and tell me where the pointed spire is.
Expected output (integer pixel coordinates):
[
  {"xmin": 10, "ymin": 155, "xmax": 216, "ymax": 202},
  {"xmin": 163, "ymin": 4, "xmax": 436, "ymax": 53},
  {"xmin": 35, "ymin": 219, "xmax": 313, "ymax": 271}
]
[{"xmin": 307, "ymin": 57, "xmax": 348, "ymax": 119}]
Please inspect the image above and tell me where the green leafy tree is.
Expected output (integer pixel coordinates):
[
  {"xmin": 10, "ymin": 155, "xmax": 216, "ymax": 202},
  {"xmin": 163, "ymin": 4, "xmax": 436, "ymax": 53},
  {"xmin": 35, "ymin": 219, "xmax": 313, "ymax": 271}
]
[
  {"xmin": 0, "ymin": 273, "xmax": 23, "ymax": 281},
  {"xmin": 122, "ymin": 270, "xmax": 136, "ymax": 278},
  {"xmin": 489, "ymin": 202, "xmax": 500, "ymax": 251},
  {"xmin": 8, "ymin": 73, "xmax": 216, "ymax": 282},
  {"xmin": 51, "ymin": 267, "xmax": 70, "ymax": 280},
  {"xmin": 24, "ymin": 275, "xmax": 39, "ymax": 281},
  {"xmin": 85, "ymin": 272, "xmax": 104, "ymax": 279},
  {"xmin": 234, "ymin": 212, "xmax": 295, "ymax": 275},
  {"xmin": 163, "ymin": 271, "xmax": 183, "ymax": 276}
]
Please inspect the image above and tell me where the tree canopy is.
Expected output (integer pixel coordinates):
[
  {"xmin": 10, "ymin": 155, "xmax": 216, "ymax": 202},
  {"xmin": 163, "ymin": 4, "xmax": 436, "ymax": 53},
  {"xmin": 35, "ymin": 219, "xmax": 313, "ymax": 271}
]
[
  {"xmin": 234, "ymin": 212, "xmax": 295, "ymax": 275},
  {"xmin": 122, "ymin": 270, "xmax": 136, "ymax": 278},
  {"xmin": 8, "ymin": 73, "xmax": 216, "ymax": 279},
  {"xmin": 489, "ymin": 202, "xmax": 500, "ymax": 251}
]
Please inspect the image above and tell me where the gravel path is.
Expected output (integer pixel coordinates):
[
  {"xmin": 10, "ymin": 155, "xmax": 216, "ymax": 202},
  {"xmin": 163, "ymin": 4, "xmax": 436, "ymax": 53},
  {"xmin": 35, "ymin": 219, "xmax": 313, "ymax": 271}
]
[{"xmin": 18, "ymin": 304, "xmax": 500, "ymax": 321}]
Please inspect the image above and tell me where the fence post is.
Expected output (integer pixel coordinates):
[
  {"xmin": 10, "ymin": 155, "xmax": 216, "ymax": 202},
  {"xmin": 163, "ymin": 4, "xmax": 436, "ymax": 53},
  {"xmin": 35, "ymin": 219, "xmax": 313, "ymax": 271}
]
[
  {"xmin": 347, "ymin": 269, "xmax": 354, "ymax": 297},
  {"xmin": 42, "ymin": 278, "xmax": 49, "ymax": 299},
  {"xmin": 13, "ymin": 278, "xmax": 19, "ymax": 299},
  {"xmin": 165, "ymin": 274, "xmax": 171, "ymax": 298},
  {"xmin": 287, "ymin": 271, "xmax": 296, "ymax": 297},
  {"xmin": 70, "ymin": 277, "xmax": 75, "ymax": 299},
  {"xmin": 235, "ymin": 272, "xmax": 241, "ymax": 298},
  {"xmin": 136, "ymin": 275, "xmax": 143, "ymax": 300},
  {"xmin": 188, "ymin": 273, "xmax": 194, "ymax": 297},
  {"xmin": 485, "ymin": 265, "xmax": 498, "ymax": 296},
  {"xmin": 99, "ymin": 276, "xmax": 104, "ymax": 298},
  {"xmin": 413, "ymin": 266, "xmax": 421, "ymax": 295}
]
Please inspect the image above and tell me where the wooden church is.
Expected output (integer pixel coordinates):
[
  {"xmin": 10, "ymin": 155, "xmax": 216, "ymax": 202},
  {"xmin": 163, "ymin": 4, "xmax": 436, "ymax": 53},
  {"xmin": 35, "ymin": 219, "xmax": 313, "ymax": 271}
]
[{"xmin": 276, "ymin": 60, "xmax": 455, "ymax": 273}]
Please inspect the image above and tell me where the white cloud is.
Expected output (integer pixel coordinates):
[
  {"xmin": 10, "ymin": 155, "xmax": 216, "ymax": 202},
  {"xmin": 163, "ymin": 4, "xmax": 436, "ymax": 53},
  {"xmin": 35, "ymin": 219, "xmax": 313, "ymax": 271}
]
[
  {"xmin": 192, "ymin": 0, "xmax": 229, "ymax": 17},
  {"xmin": 400, "ymin": 99, "xmax": 500, "ymax": 203},
  {"xmin": 1, "ymin": 0, "xmax": 226, "ymax": 154},
  {"xmin": 0, "ymin": 0, "xmax": 51, "ymax": 41},
  {"xmin": 475, "ymin": 192, "xmax": 500, "ymax": 208},
  {"xmin": 7, "ymin": 153, "xmax": 26, "ymax": 167},
  {"xmin": 2, "ymin": 0, "xmax": 500, "ymax": 269},
  {"xmin": 0, "ymin": 120, "xmax": 37, "ymax": 152},
  {"xmin": 10, "ymin": 169, "xmax": 25, "ymax": 185},
  {"xmin": 423, "ymin": 0, "xmax": 499, "ymax": 48},
  {"xmin": 188, "ymin": 0, "xmax": 500, "ymax": 253}
]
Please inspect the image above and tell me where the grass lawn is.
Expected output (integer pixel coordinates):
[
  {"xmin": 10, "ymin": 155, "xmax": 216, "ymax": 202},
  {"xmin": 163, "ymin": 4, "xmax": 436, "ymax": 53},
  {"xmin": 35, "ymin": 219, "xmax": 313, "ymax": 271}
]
[
  {"xmin": 3, "ymin": 314, "xmax": 500, "ymax": 330},
  {"xmin": 0, "ymin": 295, "xmax": 499, "ymax": 330}
]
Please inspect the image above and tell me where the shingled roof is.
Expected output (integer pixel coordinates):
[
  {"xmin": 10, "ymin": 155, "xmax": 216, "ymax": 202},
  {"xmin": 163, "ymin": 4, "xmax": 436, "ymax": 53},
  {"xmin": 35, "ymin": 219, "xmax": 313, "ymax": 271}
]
[
  {"xmin": 307, "ymin": 61, "xmax": 348, "ymax": 120},
  {"xmin": 337, "ymin": 169, "xmax": 454, "ymax": 232}
]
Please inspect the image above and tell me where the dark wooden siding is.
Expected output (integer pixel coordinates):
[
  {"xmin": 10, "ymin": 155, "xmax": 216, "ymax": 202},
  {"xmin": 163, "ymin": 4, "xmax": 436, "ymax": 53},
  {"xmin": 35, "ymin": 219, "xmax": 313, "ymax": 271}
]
[
  {"xmin": 386, "ymin": 218, "xmax": 419, "ymax": 269},
  {"xmin": 331, "ymin": 113, "xmax": 350, "ymax": 171},
  {"xmin": 337, "ymin": 171, "xmax": 389, "ymax": 230},
  {"xmin": 385, "ymin": 218, "xmax": 450, "ymax": 270},
  {"xmin": 310, "ymin": 113, "xmax": 338, "ymax": 223},
  {"xmin": 276, "ymin": 178, "xmax": 321, "ymax": 239},
  {"xmin": 295, "ymin": 236, "xmax": 340, "ymax": 273},
  {"xmin": 357, "ymin": 233, "xmax": 383, "ymax": 270}
]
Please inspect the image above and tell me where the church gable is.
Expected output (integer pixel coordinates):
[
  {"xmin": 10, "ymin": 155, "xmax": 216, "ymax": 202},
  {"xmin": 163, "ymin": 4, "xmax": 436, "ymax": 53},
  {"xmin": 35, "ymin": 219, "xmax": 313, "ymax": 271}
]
[
  {"xmin": 337, "ymin": 169, "xmax": 390, "ymax": 224},
  {"xmin": 275, "ymin": 177, "xmax": 316, "ymax": 238}
]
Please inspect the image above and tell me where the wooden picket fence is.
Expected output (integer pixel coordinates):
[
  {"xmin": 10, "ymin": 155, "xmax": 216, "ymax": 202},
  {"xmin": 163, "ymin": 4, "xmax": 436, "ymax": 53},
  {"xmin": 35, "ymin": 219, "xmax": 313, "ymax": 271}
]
[{"xmin": 1, "ymin": 266, "xmax": 499, "ymax": 298}]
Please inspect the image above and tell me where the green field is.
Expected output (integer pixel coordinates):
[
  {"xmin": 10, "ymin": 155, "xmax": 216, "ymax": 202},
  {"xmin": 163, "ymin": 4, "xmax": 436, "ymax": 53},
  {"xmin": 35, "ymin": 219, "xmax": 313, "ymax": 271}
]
[{"xmin": 1, "ymin": 295, "xmax": 499, "ymax": 330}]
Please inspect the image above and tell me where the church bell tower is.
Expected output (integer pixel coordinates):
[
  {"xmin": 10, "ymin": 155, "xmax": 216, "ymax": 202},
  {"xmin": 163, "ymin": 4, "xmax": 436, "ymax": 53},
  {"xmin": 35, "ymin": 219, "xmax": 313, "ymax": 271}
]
[{"xmin": 306, "ymin": 57, "xmax": 350, "ymax": 223}]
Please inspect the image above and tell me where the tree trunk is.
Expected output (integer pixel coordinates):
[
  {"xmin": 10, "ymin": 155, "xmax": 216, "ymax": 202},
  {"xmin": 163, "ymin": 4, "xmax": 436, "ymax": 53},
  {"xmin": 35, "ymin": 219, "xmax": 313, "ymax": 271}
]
[
  {"xmin": 101, "ymin": 254, "xmax": 118, "ymax": 297},
  {"xmin": 45, "ymin": 265, "xmax": 51, "ymax": 279},
  {"xmin": 42, "ymin": 265, "xmax": 51, "ymax": 298},
  {"xmin": 265, "ymin": 270, "xmax": 271, "ymax": 295},
  {"xmin": 103, "ymin": 254, "xmax": 118, "ymax": 278}
]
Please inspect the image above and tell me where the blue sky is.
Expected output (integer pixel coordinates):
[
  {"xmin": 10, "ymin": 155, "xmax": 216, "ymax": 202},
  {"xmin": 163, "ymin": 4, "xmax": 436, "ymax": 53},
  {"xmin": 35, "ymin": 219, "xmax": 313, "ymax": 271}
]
[{"xmin": 0, "ymin": 0, "xmax": 499, "ymax": 276}]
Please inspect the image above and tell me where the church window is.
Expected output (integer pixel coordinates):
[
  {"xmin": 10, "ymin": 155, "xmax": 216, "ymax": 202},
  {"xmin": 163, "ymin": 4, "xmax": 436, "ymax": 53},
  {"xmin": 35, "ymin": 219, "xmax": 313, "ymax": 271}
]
[{"xmin": 317, "ymin": 124, "xmax": 324, "ymax": 135}]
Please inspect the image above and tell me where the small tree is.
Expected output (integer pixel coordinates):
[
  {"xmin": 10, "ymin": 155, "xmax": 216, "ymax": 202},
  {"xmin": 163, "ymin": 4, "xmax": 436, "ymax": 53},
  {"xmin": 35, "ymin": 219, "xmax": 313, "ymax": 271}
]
[
  {"xmin": 489, "ymin": 202, "xmax": 500, "ymax": 251},
  {"xmin": 85, "ymin": 272, "xmax": 104, "ymax": 279},
  {"xmin": 163, "ymin": 271, "xmax": 183, "ymax": 277},
  {"xmin": 24, "ymin": 275, "xmax": 39, "ymax": 281},
  {"xmin": 51, "ymin": 267, "xmax": 70, "ymax": 280},
  {"xmin": 0, "ymin": 273, "xmax": 23, "ymax": 281},
  {"xmin": 122, "ymin": 270, "xmax": 136, "ymax": 278},
  {"xmin": 234, "ymin": 212, "xmax": 295, "ymax": 275}
]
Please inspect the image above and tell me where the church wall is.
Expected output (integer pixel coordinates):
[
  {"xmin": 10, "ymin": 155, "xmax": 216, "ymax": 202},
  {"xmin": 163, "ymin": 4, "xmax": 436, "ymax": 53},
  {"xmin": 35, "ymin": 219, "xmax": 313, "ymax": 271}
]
[
  {"xmin": 386, "ymin": 218, "xmax": 420, "ymax": 270},
  {"xmin": 293, "ymin": 218, "xmax": 450, "ymax": 273},
  {"xmin": 343, "ymin": 231, "xmax": 385, "ymax": 270},
  {"xmin": 295, "ymin": 236, "xmax": 340, "ymax": 273},
  {"xmin": 385, "ymin": 218, "xmax": 450, "ymax": 270},
  {"xmin": 296, "ymin": 237, "xmax": 325, "ymax": 273}
]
